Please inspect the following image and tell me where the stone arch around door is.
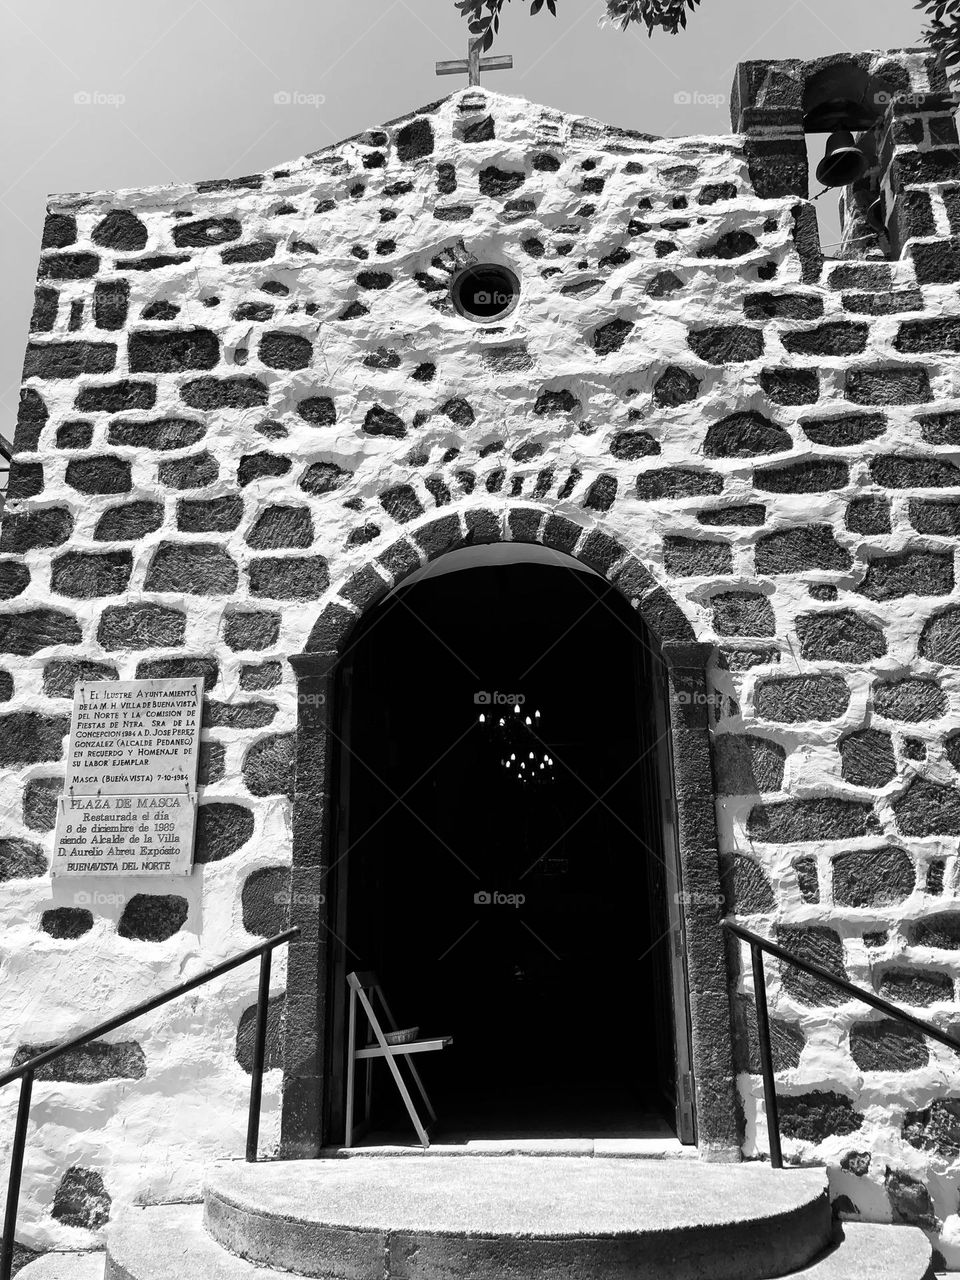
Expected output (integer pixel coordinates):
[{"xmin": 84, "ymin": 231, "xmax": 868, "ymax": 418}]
[{"xmin": 279, "ymin": 502, "xmax": 741, "ymax": 1161}]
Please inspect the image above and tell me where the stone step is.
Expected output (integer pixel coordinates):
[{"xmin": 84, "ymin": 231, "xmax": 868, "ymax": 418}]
[
  {"xmin": 17, "ymin": 1253, "xmax": 105, "ymax": 1280},
  {"xmin": 785, "ymin": 1222, "xmax": 934, "ymax": 1279},
  {"xmin": 200, "ymin": 1156, "xmax": 833, "ymax": 1280}
]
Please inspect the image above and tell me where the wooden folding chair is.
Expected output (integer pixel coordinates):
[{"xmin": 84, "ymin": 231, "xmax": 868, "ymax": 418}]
[{"xmin": 345, "ymin": 971, "xmax": 453, "ymax": 1149}]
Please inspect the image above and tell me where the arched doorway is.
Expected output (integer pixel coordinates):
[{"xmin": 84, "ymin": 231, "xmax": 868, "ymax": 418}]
[{"xmin": 322, "ymin": 544, "xmax": 696, "ymax": 1146}]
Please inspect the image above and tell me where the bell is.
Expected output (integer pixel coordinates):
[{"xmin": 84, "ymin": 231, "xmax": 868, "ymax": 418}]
[
  {"xmin": 864, "ymin": 197, "xmax": 886, "ymax": 233},
  {"xmin": 816, "ymin": 129, "xmax": 868, "ymax": 188}
]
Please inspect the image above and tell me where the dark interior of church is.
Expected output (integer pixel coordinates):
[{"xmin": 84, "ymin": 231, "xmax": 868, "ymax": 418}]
[{"xmin": 325, "ymin": 556, "xmax": 687, "ymax": 1144}]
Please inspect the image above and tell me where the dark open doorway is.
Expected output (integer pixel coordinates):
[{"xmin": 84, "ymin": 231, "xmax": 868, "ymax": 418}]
[{"xmin": 324, "ymin": 548, "xmax": 695, "ymax": 1147}]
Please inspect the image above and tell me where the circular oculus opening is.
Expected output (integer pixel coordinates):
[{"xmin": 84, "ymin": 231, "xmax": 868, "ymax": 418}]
[{"xmin": 451, "ymin": 264, "xmax": 520, "ymax": 322}]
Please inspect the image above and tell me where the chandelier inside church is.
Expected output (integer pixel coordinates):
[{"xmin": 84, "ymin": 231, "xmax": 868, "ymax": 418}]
[{"xmin": 476, "ymin": 702, "xmax": 555, "ymax": 784}]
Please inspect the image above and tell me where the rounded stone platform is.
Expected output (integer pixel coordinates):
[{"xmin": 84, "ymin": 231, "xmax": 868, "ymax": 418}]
[{"xmin": 200, "ymin": 1157, "xmax": 832, "ymax": 1280}]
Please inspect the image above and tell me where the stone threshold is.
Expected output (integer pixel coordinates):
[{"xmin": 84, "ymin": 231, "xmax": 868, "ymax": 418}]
[{"xmin": 319, "ymin": 1137, "xmax": 696, "ymax": 1158}]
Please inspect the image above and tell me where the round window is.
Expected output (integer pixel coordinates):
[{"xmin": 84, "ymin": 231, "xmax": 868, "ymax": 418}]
[{"xmin": 451, "ymin": 264, "xmax": 520, "ymax": 322}]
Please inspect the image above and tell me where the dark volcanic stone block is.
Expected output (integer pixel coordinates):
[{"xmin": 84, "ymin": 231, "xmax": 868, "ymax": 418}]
[
  {"xmin": 380, "ymin": 484, "xmax": 424, "ymax": 522},
  {"xmin": 56, "ymin": 421, "xmax": 93, "ymax": 449},
  {"xmin": 759, "ymin": 368, "xmax": 819, "ymax": 405},
  {"xmin": 12, "ymin": 1039, "xmax": 145, "ymax": 1081},
  {"xmin": 755, "ymin": 526, "xmax": 851, "ymax": 573},
  {"xmin": 15, "ymin": 386, "xmax": 49, "ymax": 450},
  {"xmin": 224, "ymin": 612, "xmax": 279, "ymax": 651},
  {"xmin": 41, "ymin": 906, "xmax": 93, "ymax": 939},
  {"xmin": 128, "ymin": 329, "xmax": 219, "ymax": 373},
  {"xmin": 663, "ymin": 536, "xmax": 732, "ymax": 577},
  {"xmin": 92, "ymin": 209, "xmax": 147, "ymax": 250},
  {"xmin": 30, "ymin": 285, "xmax": 58, "ymax": 332},
  {"xmin": 800, "ymin": 413, "xmax": 885, "ymax": 447},
  {"xmin": 850, "ymin": 1021, "xmax": 929, "ymax": 1071},
  {"xmin": 894, "ymin": 779, "xmax": 960, "ymax": 837},
  {"xmin": 610, "ymin": 430, "xmax": 659, "ymax": 460},
  {"xmin": 652, "ymin": 367, "xmax": 700, "ymax": 407},
  {"xmin": 776, "ymin": 925, "xmax": 851, "ymax": 1006},
  {"xmin": 687, "ymin": 326, "xmax": 763, "ymax": 363},
  {"xmin": 833, "ymin": 848, "xmax": 915, "ymax": 906},
  {"xmin": 246, "ymin": 505, "xmax": 314, "ymax": 549},
  {"xmin": 238, "ymin": 452, "xmax": 291, "ymax": 487},
  {"xmin": 743, "ymin": 292, "xmax": 823, "ymax": 320},
  {"xmin": 300, "ymin": 462, "xmax": 350, "ymax": 495},
  {"xmin": 879, "ymin": 970, "xmax": 953, "ymax": 1005},
  {"xmin": 24, "ymin": 776, "xmax": 63, "ymax": 830},
  {"xmin": 177, "ymin": 495, "xmax": 243, "ymax": 533},
  {"xmin": 917, "ymin": 410, "xmax": 960, "ymax": 446},
  {"xmin": 248, "ymin": 556, "xmax": 330, "ymax": 600},
  {"xmin": 241, "ymin": 866, "xmax": 291, "ymax": 937},
  {"xmin": 198, "ymin": 740, "xmax": 226, "ymax": 784},
  {"xmin": 592, "ymin": 317, "xmax": 634, "ymax": 354},
  {"xmin": 97, "ymin": 604, "xmax": 185, "ymax": 650},
  {"xmin": 714, "ymin": 735, "xmax": 785, "ymax": 794},
  {"xmin": 845, "ymin": 367, "xmax": 932, "ymax": 405},
  {"xmin": 778, "ymin": 1092, "xmax": 863, "ymax": 1140},
  {"xmin": 704, "ymin": 411, "xmax": 791, "ymax": 458},
  {"xmin": 94, "ymin": 500, "xmax": 164, "ymax": 541},
  {"xmin": 40, "ymin": 252, "xmax": 99, "ymax": 280},
  {"xmin": 0, "ymin": 837, "xmax": 47, "ymax": 882},
  {"xmin": 239, "ymin": 662, "xmax": 281, "ymax": 691},
  {"xmin": 108, "ymin": 416, "xmax": 205, "ymax": 451},
  {"xmin": 136, "ymin": 657, "xmax": 218, "ymax": 690},
  {"xmin": 52, "ymin": 1167, "xmax": 112, "ymax": 1230},
  {"xmin": 712, "ymin": 591, "xmax": 775, "ymax": 636},
  {"xmin": 243, "ymin": 733, "xmax": 295, "ymax": 798},
  {"xmin": 534, "ymin": 389, "xmax": 580, "ymax": 416},
  {"xmin": 222, "ymin": 241, "xmax": 276, "ymax": 264},
  {"xmin": 23, "ymin": 341, "xmax": 116, "ymax": 380},
  {"xmin": 203, "ymin": 701, "xmax": 276, "ymax": 730},
  {"xmin": 51, "ymin": 551, "xmax": 132, "ymax": 598},
  {"xmin": 749, "ymin": 799, "xmax": 874, "ymax": 843},
  {"xmin": 842, "ymin": 289, "xmax": 924, "ymax": 316},
  {"xmin": 42, "ymin": 213, "xmax": 76, "ymax": 248},
  {"xmin": 919, "ymin": 604, "xmax": 960, "ymax": 664},
  {"xmin": 0, "ymin": 508, "xmax": 73, "ymax": 553},
  {"xmin": 909, "ymin": 911, "xmax": 960, "ymax": 949},
  {"xmin": 839, "ymin": 729, "xmax": 896, "ymax": 788},
  {"xmin": 297, "ymin": 396, "xmax": 337, "ymax": 426},
  {"xmin": 636, "ymin": 468, "xmax": 723, "ymax": 500},
  {"xmin": 795, "ymin": 609, "xmax": 886, "ymax": 662},
  {"xmin": 194, "ymin": 802, "xmax": 255, "ymax": 864},
  {"xmin": 755, "ymin": 675, "xmax": 850, "ymax": 722},
  {"xmin": 0, "ymin": 711, "xmax": 69, "ymax": 765},
  {"xmin": 753, "ymin": 459, "xmax": 848, "ymax": 493},
  {"xmin": 65, "ymin": 455, "xmax": 131, "ymax": 495},
  {"xmin": 172, "ymin": 217, "xmax": 241, "ymax": 247},
  {"xmin": 259, "ymin": 332, "xmax": 313, "ymax": 370},
  {"xmin": 895, "ymin": 318, "xmax": 960, "ymax": 353},
  {"xmin": 0, "ymin": 610, "xmax": 81, "ymax": 656},
  {"xmin": 181, "ymin": 376, "xmax": 268, "ymax": 409},
  {"xmin": 874, "ymin": 677, "xmax": 946, "ymax": 722},
  {"xmin": 870, "ymin": 454, "xmax": 960, "ymax": 489},
  {"xmin": 731, "ymin": 857, "xmax": 775, "ymax": 913},
  {"xmin": 859, "ymin": 549, "xmax": 954, "ymax": 600},
  {"xmin": 144, "ymin": 543, "xmax": 238, "ymax": 594},
  {"xmin": 781, "ymin": 322, "xmax": 868, "ymax": 356},
  {"xmin": 118, "ymin": 894, "xmax": 188, "ymax": 941},
  {"xmin": 363, "ymin": 405, "xmax": 406, "ymax": 437},
  {"xmin": 75, "ymin": 380, "xmax": 156, "ymax": 414},
  {"xmin": 235, "ymin": 995, "xmax": 285, "ymax": 1074},
  {"xmin": 397, "ymin": 117, "xmax": 434, "ymax": 160}
]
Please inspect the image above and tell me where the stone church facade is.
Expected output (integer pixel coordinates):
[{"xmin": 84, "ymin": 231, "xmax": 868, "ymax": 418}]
[{"xmin": 4, "ymin": 40, "xmax": 960, "ymax": 1268}]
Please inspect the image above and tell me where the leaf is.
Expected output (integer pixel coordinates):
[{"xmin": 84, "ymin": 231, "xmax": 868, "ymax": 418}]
[
  {"xmin": 531, "ymin": 0, "xmax": 543, "ymax": 11},
  {"xmin": 546, "ymin": 0, "xmax": 557, "ymax": 13}
]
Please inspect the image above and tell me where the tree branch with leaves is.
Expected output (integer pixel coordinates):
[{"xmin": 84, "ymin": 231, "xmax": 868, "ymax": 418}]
[{"xmin": 455, "ymin": 0, "xmax": 960, "ymax": 69}]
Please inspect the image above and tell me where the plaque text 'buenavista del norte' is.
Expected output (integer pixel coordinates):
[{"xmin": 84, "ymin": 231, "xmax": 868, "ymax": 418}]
[{"xmin": 51, "ymin": 679, "xmax": 203, "ymax": 877}]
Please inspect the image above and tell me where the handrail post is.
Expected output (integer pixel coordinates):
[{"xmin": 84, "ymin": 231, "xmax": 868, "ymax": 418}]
[
  {"xmin": 1, "ymin": 1069, "xmax": 34, "ymax": 1280},
  {"xmin": 750, "ymin": 943, "xmax": 783, "ymax": 1170},
  {"xmin": 245, "ymin": 947, "xmax": 273, "ymax": 1162}
]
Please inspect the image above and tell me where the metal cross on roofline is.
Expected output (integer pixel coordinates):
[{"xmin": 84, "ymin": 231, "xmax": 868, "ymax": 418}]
[{"xmin": 436, "ymin": 37, "xmax": 513, "ymax": 87}]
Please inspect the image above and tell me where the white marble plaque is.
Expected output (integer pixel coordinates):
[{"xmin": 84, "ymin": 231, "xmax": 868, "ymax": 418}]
[
  {"xmin": 51, "ymin": 792, "xmax": 197, "ymax": 876},
  {"xmin": 52, "ymin": 678, "xmax": 204, "ymax": 877},
  {"xmin": 65, "ymin": 678, "xmax": 203, "ymax": 795}
]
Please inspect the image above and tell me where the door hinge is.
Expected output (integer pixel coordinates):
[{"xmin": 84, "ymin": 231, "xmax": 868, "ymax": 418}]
[
  {"xmin": 673, "ymin": 930, "xmax": 685, "ymax": 958},
  {"xmin": 681, "ymin": 1071, "xmax": 694, "ymax": 1103}
]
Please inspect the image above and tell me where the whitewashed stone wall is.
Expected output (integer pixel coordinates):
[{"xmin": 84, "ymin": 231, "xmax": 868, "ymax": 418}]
[{"xmin": 4, "ymin": 55, "xmax": 960, "ymax": 1268}]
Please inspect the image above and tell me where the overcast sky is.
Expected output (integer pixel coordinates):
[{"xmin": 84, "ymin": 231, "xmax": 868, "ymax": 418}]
[{"xmin": 0, "ymin": 0, "xmax": 923, "ymax": 441}]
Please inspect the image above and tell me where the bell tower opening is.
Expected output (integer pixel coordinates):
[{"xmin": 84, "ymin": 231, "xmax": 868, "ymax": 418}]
[{"xmin": 323, "ymin": 545, "xmax": 695, "ymax": 1147}]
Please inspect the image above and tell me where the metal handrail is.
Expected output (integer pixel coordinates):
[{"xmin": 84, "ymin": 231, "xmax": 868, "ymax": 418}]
[
  {"xmin": 723, "ymin": 920, "xmax": 960, "ymax": 1170},
  {"xmin": 0, "ymin": 925, "xmax": 299, "ymax": 1280}
]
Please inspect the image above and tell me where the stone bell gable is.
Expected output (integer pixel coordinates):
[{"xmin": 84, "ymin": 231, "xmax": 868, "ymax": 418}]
[{"xmin": 5, "ymin": 44, "xmax": 960, "ymax": 1262}]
